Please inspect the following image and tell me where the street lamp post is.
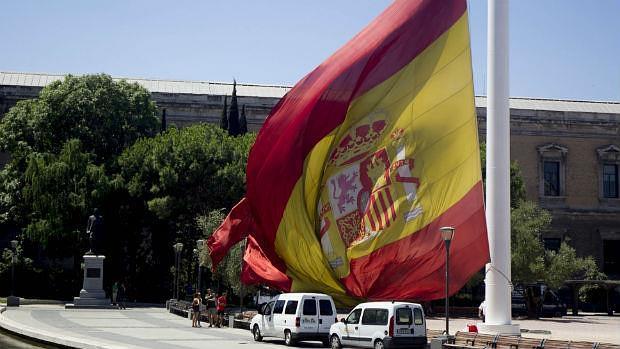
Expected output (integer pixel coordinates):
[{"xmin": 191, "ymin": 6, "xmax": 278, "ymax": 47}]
[
  {"xmin": 193, "ymin": 248, "xmax": 199, "ymax": 293},
  {"xmin": 196, "ymin": 239, "xmax": 204, "ymax": 295},
  {"xmin": 440, "ymin": 227, "xmax": 455, "ymax": 336},
  {"xmin": 173, "ymin": 242, "xmax": 183, "ymax": 300}
]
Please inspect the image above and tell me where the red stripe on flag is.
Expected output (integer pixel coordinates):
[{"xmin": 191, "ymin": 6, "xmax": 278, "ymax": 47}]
[
  {"xmin": 340, "ymin": 181, "xmax": 488, "ymax": 300},
  {"xmin": 241, "ymin": 235, "xmax": 292, "ymax": 291},
  {"xmin": 207, "ymin": 198, "xmax": 253, "ymax": 269}
]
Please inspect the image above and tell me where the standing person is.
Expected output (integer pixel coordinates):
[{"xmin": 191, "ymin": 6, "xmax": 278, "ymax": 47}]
[
  {"xmin": 478, "ymin": 299, "xmax": 487, "ymax": 322},
  {"xmin": 191, "ymin": 293, "xmax": 201, "ymax": 328},
  {"xmin": 117, "ymin": 282, "xmax": 127, "ymax": 310},
  {"xmin": 196, "ymin": 292, "xmax": 202, "ymax": 327},
  {"xmin": 204, "ymin": 289, "xmax": 216, "ymax": 327},
  {"xmin": 111, "ymin": 281, "xmax": 119, "ymax": 306},
  {"xmin": 216, "ymin": 291, "xmax": 227, "ymax": 327}
]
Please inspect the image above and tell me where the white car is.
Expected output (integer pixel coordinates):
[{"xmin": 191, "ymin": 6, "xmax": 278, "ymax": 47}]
[
  {"xmin": 329, "ymin": 302, "xmax": 426, "ymax": 349},
  {"xmin": 250, "ymin": 293, "xmax": 338, "ymax": 346}
]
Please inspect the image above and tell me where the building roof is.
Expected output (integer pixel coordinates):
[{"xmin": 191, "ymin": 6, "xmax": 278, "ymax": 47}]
[
  {"xmin": 0, "ymin": 71, "xmax": 290, "ymax": 99},
  {"xmin": 2, "ymin": 71, "xmax": 619, "ymax": 113}
]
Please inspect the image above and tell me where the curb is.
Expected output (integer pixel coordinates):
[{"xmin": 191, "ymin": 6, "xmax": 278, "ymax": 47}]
[{"xmin": 0, "ymin": 308, "xmax": 127, "ymax": 349}]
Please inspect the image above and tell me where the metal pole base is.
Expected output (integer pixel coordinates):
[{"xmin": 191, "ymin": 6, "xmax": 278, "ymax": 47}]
[{"xmin": 477, "ymin": 323, "xmax": 520, "ymax": 336}]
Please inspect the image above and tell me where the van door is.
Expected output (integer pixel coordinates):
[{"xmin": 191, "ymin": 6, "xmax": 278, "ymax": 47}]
[
  {"xmin": 359, "ymin": 308, "xmax": 389, "ymax": 347},
  {"xmin": 272, "ymin": 299, "xmax": 286, "ymax": 335},
  {"xmin": 300, "ymin": 298, "xmax": 319, "ymax": 333},
  {"xmin": 412, "ymin": 307, "xmax": 426, "ymax": 337},
  {"xmin": 341, "ymin": 308, "xmax": 362, "ymax": 346},
  {"xmin": 394, "ymin": 306, "xmax": 415, "ymax": 337},
  {"xmin": 318, "ymin": 298, "xmax": 335, "ymax": 333},
  {"xmin": 262, "ymin": 301, "xmax": 276, "ymax": 336},
  {"xmin": 283, "ymin": 300, "xmax": 299, "ymax": 332}
]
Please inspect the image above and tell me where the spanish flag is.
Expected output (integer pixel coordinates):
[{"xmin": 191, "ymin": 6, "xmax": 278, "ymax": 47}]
[{"xmin": 208, "ymin": 0, "xmax": 489, "ymax": 305}]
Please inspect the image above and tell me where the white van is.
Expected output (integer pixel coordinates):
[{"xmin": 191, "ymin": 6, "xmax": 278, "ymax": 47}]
[
  {"xmin": 329, "ymin": 302, "xmax": 426, "ymax": 349},
  {"xmin": 250, "ymin": 293, "xmax": 338, "ymax": 346}
]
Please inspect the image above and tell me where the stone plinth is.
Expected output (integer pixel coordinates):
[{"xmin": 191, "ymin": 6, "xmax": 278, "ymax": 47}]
[{"xmin": 65, "ymin": 255, "xmax": 112, "ymax": 309}]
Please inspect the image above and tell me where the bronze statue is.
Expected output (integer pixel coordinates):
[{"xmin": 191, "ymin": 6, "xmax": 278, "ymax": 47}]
[{"xmin": 86, "ymin": 208, "xmax": 104, "ymax": 255}]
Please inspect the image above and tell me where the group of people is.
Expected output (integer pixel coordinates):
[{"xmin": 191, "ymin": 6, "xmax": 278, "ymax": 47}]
[{"xmin": 191, "ymin": 289, "xmax": 227, "ymax": 328}]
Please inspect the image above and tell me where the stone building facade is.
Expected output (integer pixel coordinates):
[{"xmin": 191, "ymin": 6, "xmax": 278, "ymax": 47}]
[{"xmin": 1, "ymin": 72, "xmax": 619, "ymax": 279}]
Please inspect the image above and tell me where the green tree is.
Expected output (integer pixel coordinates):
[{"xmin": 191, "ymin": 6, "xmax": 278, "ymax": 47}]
[
  {"xmin": 115, "ymin": 124, "xmax": 255, "ymax": 299},
  {"xmin": 196, "ymin": 209, "xmax": 255, "ymax": 302},
  {"xmin": 0, "ymin": 74, "xmax": 159, "ymax": 228},
  {"xmin": 22, "ymin": 140, "xmax": 112, "ymax": 254},
  {"xmin": 510, "ymin": 201, "xmax": 606, "ymax": 316},
  {"xmin": 117, "ymin": 124, "xmax": 254, "ymax": 224},
  {"xmin": 0, "ymin": 74, "xmax": 159, "ymax": 166},
  {"xmin": 227, "ymin": 81, "xmax": 241, "ymax": 136}
]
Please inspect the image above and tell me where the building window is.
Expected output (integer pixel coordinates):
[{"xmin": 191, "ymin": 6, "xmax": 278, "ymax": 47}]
[
  {"xmin": 603, "ymin": 164, "xmax": 618, "ymax": 198},
  {"xmin": 543, "ymin": 238, "xmax": 561, "ymax": 252},
  {"xmin": 603, "ymin": 240, "xmax": 620, "ymax": 276},
  {"xmin": 543, "ymin": 161, "xmax": 560, "ymax": 196},
  {"xmin": 537, "ymin": 143, "xmax": 568, "ymax": 198}
]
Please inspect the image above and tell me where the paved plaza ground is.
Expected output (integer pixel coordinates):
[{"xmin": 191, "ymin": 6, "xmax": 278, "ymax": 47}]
[{"xmin": 0, "ymin": 305, "xmax": 618, "ymax": 349}]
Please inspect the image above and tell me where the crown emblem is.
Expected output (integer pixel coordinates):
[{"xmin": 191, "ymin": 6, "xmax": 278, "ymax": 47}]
[{"xmin": 329, "ymin": 120, "xmax": 387, "ymax": 166}]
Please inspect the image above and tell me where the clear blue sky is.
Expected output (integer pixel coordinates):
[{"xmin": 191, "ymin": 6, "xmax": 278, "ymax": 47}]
[{"xmin": 1, "ymin": 0, "xmax": 618, "ymax": 101}]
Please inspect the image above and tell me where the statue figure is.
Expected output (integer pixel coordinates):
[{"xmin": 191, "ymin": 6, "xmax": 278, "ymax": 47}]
[{"xmin": 86, "ymin": 208, "xmax": 104, "ymax": 255}]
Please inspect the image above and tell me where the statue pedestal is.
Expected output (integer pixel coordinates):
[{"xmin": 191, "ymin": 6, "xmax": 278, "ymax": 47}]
[{"xmin": 65, "ymin": 255, "xmax": 112, "ymax": 309}]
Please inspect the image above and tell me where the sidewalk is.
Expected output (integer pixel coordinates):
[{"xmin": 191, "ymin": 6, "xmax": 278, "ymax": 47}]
[
  {"xmin": 0, "ymin": 304, "xmax": 266, "ymax": 349},
  {"xmin": 426, "ymin": 315, "xmax": 620, "ymax": 344},
  {"xmin": 0, "ymin": 304, "xmax": 618, "ymax": 349}
]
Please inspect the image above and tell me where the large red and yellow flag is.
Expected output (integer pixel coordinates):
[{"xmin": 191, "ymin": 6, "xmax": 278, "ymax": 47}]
[{"xmin": 208, "ymin": 0, "xmax": 489, "ymax": 305}]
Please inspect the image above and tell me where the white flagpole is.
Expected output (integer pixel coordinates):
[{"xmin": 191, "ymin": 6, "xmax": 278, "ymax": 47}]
[{"xmin": 479, "ymin": 0, "xmax": 520, "ymax": 335}]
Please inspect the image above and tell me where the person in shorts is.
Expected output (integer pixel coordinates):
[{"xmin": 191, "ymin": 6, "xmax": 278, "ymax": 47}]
[
  {"xmin": 216, "ymin": 291, "xmax": 227, "ymax": 327},
  {"xmin": 204, "ymin": 289, "xmax": 216, "ymax": 327},
  {"xmin": 191, "ymin": 292, "xmax": 201, "ymax": 327}
]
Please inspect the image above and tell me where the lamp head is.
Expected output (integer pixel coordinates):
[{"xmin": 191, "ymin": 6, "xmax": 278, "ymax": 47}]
[
  {"xmin": 10, "ymin": 240, "xmax": 18, "ymax": 249},
  {"xmin": 173, "ymin": 242, "xmax": 184, "ymax": 252},
  {"xmin": 196, "ymin": 239, "xmax": 204, "ymax": 249},
  {"xmin": 439, "ymin": 226, "xmax": 455, "ymax": 242}
]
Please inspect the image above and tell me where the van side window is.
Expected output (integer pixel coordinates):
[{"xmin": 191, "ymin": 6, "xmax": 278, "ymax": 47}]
[
  {"xmin": 303, "ymin": 299, "xmax": 317, "ymax": 315},
  {"xmin": 413, "ymin": 308, "xmax": 423, "ymax": 325},
  {"xmin": 273, "ymin": 300, "xmax": 285, "ymax": 314},
  {"xmin": 396, "ymin": 307, "xmax": 413, "ymax": 325},
  {"xmin": 346, "ymin": 309, "xmax": 362, "ymax": 324},
  {"xmin": 284, "ymin": 300, "xmax": 298, "ymax": 314},
  {"xmin": 362, "ymin": 309, "xmax": 388, "ymax": 325},
  {"xmin": 319, "ymin": 300, "xmax": 333, "ymax": 315}
]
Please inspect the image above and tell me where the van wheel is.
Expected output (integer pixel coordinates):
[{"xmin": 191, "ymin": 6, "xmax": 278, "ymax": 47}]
[
  {"xmin": 284, "ymin": 330, "xmax": 295, "ymax": 346},
  {"xmin": 374, "ymin": 339, "xmax": 385, "ymax": 349},
  {"xmin": 252, "ymin": 325, "xmax": 263, "ymax": 342},
  {"xmin": 330, "ymin": 335, "xmax": 342, "ymax": 349}
]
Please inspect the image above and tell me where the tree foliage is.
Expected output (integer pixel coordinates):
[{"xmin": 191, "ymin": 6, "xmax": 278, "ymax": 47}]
[
  {"xmin": 511, "ymin": 201, "xmax": 605, "ymax": 289},
  {"xmin": 117, "ymin": 124, "xmax": 254, "ymax": 224},
  {"xmin": 227, "ymin": 81, "xmax": 241, "ymax": 136},
  {"xmin": 196, "ymin": 209, "xmax": 254, "ymax": 296},
  {"xmin": 0, "ymin": 74, "xmax": 159, "ymax": 166},
  {"xmin": 22, "ymin": 140, "xmax": 112, "ymax": 250}
]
